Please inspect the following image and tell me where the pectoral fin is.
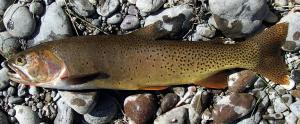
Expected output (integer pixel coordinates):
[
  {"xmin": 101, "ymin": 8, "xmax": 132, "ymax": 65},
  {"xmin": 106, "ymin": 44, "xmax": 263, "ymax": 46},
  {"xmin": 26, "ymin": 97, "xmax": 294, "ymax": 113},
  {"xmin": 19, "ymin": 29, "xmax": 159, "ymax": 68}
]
[
  {"xmin": 62, "ymin": 72, "xmax": 110, "ymax": 85},
  {"xmin": 194, "ymin": 70, "xmax": 230, "ymax": 89}
]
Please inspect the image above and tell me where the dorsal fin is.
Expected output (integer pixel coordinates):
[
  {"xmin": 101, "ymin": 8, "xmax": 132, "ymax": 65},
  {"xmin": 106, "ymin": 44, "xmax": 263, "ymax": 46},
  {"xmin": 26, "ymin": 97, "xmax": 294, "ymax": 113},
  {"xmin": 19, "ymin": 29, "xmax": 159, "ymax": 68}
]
[{"xmin": 131, "ymin": 21, "xmax": 169, "ymax": 40}]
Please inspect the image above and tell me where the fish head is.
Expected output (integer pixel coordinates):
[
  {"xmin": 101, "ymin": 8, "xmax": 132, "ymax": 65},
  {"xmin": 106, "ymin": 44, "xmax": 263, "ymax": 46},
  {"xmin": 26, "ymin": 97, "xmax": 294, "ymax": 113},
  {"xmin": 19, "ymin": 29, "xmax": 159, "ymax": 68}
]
[{"xmin": 7, "ymin": 49, "xmax": 66, "ymax": 86}]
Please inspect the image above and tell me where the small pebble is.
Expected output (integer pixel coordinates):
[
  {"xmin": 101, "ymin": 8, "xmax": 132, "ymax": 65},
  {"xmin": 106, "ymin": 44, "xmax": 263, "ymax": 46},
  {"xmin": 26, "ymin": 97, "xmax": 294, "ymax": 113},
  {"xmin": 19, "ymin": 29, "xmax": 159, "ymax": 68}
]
[
  {"xmin": 127, "ymin": 5, "xmax": 138, "ymax": 15},
  {"xmin": 96, "ymin": 0, "xmax": 119, "ymax": 17},
  {"xmin": 91, "ymin": 19, "xmax": 102, "ymax": 27},
  {"xmin": 29, "ymin": 86, "xmax": 39, "ymax": 95},
  {"xmin": 136, "ymin": 0, "xmax": 165, "ymax": 13},
  {"xmin": 37, "ymin": 102, "xmax": 43, "ymax": 109},
  {"xmin": 262, "ymin": 113, "xmax": 284, "ymax": 120},
  {"xmin": 120, "ymin": 15, "xmax": 139, "ymax": 30},
  {"xmin": 172, "ymin": 87, "xmax": 185, "ymax": 97},
  {"xmin": 17, "ymin": 84, "xmax": 27, "ymax": 97},
  {"xmin": 69, "ymin": 0, "xmax": 95, "ymax": 17},
  {"xmin": 29, "ymin": 2, "xmax": 45, "ymax": 16},
  {"xmin": 8, "ymin": 96, "xmax": 24, "ymax": 104},
  {"xmin": 7, "ymin": 87, "xmax": 16, "ymax": 96},
  {"xmin": 107, "ymin": 13, "xmax": 122, "ymax": 24},
  {"xmin": 8, "ymin": 109, "xmax": 16, "ymax": 116}
]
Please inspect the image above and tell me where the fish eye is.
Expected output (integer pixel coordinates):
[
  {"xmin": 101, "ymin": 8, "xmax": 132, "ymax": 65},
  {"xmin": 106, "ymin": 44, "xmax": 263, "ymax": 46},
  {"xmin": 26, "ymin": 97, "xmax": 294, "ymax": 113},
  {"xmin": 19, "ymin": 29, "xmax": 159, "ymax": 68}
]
[{"xmin": 15, "ymin": 57, "xmax": 26, "ymax": 66}]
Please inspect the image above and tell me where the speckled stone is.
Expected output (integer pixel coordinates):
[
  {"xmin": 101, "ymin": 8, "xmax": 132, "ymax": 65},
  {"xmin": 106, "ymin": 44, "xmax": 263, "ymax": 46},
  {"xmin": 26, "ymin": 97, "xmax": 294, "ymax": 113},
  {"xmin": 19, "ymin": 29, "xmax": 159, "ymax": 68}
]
[
  {"xmin": 14, "ymin": 105, "xmax": 40, "ymax": 124},
  {"xmin": 212, "ymin": 93, "xmax": 256, "ymax": 123},
  {"xmin": 59, "ymin": 91, "xmax": 98, "ymax": 114},
  {"xmin": 124, "ymin": 93, "xmax": 158, "ymax": 124},
  {"xmin": 120, "ymin": 15, "xmax": 139, "ymax": 30},
  {"xmin": 3, "ymin": 4, "xmax": 36, "ymax": 37}
]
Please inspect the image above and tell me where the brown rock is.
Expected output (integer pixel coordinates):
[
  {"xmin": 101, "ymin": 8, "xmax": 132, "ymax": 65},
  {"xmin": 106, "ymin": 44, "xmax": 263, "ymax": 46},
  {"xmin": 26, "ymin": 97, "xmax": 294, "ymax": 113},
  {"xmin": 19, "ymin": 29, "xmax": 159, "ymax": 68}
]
[
  {"xmin": 212, "ymin": 93, "xmax": 256, "ymax": 123},
  {"xmin": 160, "ymin": 93, "xmax": 179, "ymax": 113},
  {"xmin": 124, "ymin": 93, "xmax": 158, "ymax": 124},
  {"xmin": 291, "ymin": 90, "xmax": 300, "ymax": 99},
  {"xmin": 228, "ymin": 70, "xmax": 258, "ymax": 93}
]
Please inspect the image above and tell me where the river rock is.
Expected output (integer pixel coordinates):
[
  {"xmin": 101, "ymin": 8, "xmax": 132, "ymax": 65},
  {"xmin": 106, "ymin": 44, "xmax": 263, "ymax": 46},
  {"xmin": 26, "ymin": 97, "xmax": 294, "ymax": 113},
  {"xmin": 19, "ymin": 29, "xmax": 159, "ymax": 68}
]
[
  {"xmin": 84, "ymin": 95, "xmax": 117, "ymax": 124},
  {"xmin": 96, "ymin": 0, "xmax": 119, "ymax": 17},
  {"xmin": 136, "ymin": 0, "xmax": 165, "ymax": 13},
  {"xmin": 32, "ymin": 2, "xmax": 73, "ymax": 46},
  {"xmin": 290, "ymin": 101, "xmax": 300, "ymax": 118},
  {"xmin": 228, "ymin": 70, "xmax": 257, "ymax": 93},
  {"xmin": 285, "ymin": 112, "xmax": 297, "ymax": 124},
  {"xmin": 159, "ymin": 93, "xmax": 179, "ymax": 113},
  {"xmin": 120, "ymin": 15, "xmax": 139, "ymax": 30},
  {"xmin": 59, "ymin": 91, "xmax": 98, "ymax": 114},
  {"xmin": 145, "ymin": 4, "xmax": 193, "ymax": 39},
  {"xmin": 107, "ymin": 13, "xmax": 122, "ymax": 24},
  {"xmin": 291, "ymin": 90, "xmax": 300, "ymax": 99},
  {"xmin": 275, "ymin": 0, "xmax": 288, "ymax": 6},
  {"xmin": 14, "ymin": 105, "xmax": 40, "ymax": 124},
  {"xmin": 0, "ymin": 31, "xmax": 21, "ymax": 58},
  {"xmin": 29, "ymin": 2, "xmax": 45, "ymax": 16},
  {"xmin": 187, "ymin": 23, "xmax": 216, "ymax": 41},
  {"xmin": 0, "ymin": 0, "xmax": 13, "ymax": 15},
  {"xmin": 54, "ymin": 99, "xmax": 74, "ymax": 124},
  {"xmin": 190, "ymin": 90, "xmax": 211, "ymax": 114},
  {"xmin": 69, "ymin": 0, "xmax": 95, "ymax": 17},
  {"xmin": 124, "ymin": 93, "xmax": 158, "ymax": 124},
  {"xmin": 3, "ymin": 4, "xmax": 36, "ymax": 37},
  {"xmin": 208, "ymin": 0, "xmax": 278, "ymax": 38},
  {"xmin": 128, "ymin": 5, "xmax": 138, "ymax": 15},
  {"xmin": 279, "ymin": 11, "xmax": 300, "ymax": 51},
  {"xmin": 0, "ymin": 67, "xmax": 9, "ymax": 90},
  {"xmin": 0, "ymin": 17, "xmax": 5, "ymax": 31},
  {"xmin": 212, "ymin": 93, "xmax": 256, "ymax": 123},
  {"xmin": 154, "ymin": 106, "xmax": 188, "ymax": 124},
  {"xmin": 236, "ymin": 111, "xmax": 261, "ymax": 124},
  {"xmin": 0, "ymin": 110, "xmax": 8, "ymax": 124}
]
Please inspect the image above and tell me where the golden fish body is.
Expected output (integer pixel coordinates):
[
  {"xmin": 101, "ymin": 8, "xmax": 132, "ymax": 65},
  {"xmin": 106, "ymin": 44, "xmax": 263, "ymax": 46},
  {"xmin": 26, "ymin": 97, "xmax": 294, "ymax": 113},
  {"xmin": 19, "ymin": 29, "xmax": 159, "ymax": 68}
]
[{"xmin": 7, "ymin": 23, "xmax": 290, "ymax": 90}]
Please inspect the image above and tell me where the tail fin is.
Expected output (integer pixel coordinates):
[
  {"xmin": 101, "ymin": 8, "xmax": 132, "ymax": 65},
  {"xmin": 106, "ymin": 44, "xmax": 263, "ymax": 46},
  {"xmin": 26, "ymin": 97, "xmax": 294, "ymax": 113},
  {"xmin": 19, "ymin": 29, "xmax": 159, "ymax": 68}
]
[{"xmin": 244, "ymin": 23, "xmax": 290, "ymax": 85}]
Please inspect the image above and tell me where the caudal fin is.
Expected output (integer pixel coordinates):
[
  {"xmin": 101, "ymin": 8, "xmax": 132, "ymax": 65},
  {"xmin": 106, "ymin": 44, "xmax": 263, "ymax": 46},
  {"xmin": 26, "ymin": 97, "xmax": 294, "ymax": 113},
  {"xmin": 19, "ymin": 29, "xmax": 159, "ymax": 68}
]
[{"xmin": 245, "ymin": 23, "xmax": 290, "ymax": 85}]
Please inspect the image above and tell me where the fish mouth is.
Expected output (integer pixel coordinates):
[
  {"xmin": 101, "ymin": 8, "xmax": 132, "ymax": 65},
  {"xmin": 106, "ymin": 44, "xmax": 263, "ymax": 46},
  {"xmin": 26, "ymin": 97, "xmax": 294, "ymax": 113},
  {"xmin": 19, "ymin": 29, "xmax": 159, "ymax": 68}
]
[{"xmin": 6, "ymin": 62, "xmax": 31, "ymax": 85}]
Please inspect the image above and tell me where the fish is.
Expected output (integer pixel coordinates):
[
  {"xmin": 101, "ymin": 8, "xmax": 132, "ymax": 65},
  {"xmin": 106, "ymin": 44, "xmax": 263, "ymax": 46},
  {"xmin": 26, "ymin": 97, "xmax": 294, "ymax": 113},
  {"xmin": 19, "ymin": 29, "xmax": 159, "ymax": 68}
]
[{"xmin": 6, "ymin": 22, "xmax": 290, "ymax": 90}]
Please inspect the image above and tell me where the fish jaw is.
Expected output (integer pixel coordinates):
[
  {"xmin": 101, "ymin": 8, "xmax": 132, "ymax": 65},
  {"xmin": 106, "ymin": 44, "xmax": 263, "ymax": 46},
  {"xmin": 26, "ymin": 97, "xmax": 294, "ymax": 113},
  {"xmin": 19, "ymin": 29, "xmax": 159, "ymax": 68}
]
[{"xmin": 7, "ymin": 63, "xmax": 34, "ymax": 85}]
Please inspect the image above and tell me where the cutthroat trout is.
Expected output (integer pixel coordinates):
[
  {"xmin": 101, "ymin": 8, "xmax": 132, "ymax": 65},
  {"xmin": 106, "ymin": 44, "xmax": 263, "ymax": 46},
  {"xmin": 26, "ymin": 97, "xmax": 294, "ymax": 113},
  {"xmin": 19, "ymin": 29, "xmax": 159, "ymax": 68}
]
[{"xmin": 6, "ymin": 23, "xmax": 290, "ymax": 90}]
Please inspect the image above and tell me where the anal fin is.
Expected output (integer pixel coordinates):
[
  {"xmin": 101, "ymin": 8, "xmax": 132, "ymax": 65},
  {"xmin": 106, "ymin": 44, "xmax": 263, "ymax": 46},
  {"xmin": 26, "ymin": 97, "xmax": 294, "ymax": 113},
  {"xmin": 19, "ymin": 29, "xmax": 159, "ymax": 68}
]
[{"xmin": 194, "ymin": 70, "xmax": 230, "ymax": 89}]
